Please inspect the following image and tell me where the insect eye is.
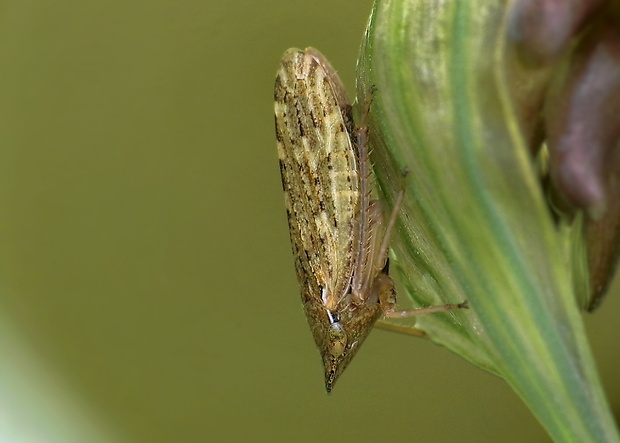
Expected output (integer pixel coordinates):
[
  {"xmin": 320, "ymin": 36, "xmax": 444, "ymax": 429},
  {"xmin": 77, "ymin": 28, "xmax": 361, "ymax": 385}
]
[{"xmin": 327, "ymin": 322, "xmax": 347, "ymax": 357}]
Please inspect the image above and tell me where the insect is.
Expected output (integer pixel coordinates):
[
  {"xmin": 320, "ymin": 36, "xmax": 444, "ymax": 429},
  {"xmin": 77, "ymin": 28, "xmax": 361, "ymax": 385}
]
[{"xmin": 274, "ymin": 47, "xmax": 465, "ymax": 392}]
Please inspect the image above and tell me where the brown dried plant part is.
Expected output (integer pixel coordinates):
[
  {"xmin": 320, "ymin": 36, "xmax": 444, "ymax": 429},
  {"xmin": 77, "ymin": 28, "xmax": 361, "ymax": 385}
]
[
  {"xmin": 274, "ymin": 48, "xmax": 465, "ymax": 392},
  {"xmin": 508, "ymin": 1, "xmax": 620, "ymax": 310},
  {"xmin": 508, "ymin": 0, "xmax": 608, "ymax": 66}
]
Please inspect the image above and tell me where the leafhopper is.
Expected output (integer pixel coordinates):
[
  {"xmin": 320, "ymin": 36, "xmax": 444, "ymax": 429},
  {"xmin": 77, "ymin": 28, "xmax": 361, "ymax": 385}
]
[{"xmin": 274, "ymin": 48, "xmax": 465, "ymax": 392}]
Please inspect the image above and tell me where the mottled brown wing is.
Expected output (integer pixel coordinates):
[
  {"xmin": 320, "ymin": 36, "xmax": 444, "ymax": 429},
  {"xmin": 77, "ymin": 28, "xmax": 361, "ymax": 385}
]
[{"xmin": 274, "ymin": 48, "xmax": 360, "ymax": 309}]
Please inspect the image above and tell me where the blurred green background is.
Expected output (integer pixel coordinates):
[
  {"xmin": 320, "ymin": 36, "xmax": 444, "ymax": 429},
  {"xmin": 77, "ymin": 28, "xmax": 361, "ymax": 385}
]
[{"xmin": 0, "ymin": 1, "xmax": 617, "ymax": 442}]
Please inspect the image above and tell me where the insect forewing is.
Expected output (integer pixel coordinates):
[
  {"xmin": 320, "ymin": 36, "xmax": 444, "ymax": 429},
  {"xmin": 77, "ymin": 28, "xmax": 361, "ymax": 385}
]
[{"xmin": 274, "ymin": 48, "xmax": 360, "ymax": 312}]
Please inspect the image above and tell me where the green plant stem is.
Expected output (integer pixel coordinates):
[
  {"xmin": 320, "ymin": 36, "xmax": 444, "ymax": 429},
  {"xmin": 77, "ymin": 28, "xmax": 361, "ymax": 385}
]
[{"xmin": 358, "ymin": 1, "xmax": 620, "ymax": 441}]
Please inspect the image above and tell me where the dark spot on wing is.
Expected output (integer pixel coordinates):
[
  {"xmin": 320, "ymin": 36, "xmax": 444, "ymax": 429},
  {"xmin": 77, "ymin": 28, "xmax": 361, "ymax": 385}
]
[{"xmin": 298, "ymin": 115, "xmax": 305, "ymax": 137}]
